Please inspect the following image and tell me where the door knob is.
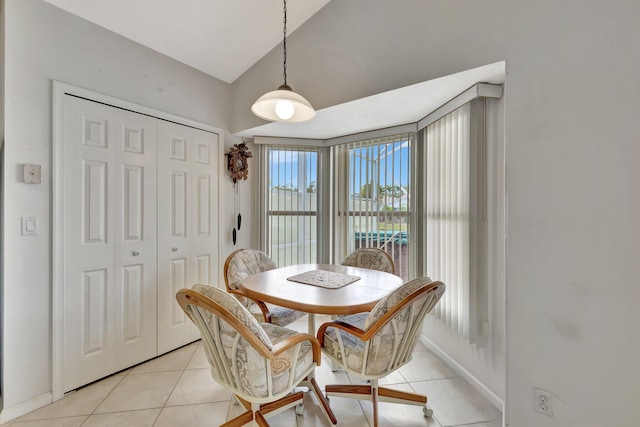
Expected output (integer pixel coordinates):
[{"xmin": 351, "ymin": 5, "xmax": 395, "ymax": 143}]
[{"xmin": 132, "ymin": 250, "xmax": 140, "ymax": 256}]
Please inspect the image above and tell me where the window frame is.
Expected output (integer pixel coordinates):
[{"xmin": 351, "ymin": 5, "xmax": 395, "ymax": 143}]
[{"xmin": 258, "ymin": 145, "xmax": 328, "ymax": 265}]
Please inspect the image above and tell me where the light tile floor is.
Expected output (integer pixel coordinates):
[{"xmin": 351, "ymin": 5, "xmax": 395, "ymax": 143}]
[{"xmin": 1, "ymin": 315, "xmax": 502, "ymax": 427}]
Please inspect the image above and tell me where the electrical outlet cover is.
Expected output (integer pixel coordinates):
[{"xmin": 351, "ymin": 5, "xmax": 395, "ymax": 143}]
[{"xmin": 534, "ymin": 388, "xmax": 553, "ymax": 416}]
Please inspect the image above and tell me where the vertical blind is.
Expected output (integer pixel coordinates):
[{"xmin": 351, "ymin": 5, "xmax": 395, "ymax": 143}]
[
  {"xmin": 332, "ymin": 135, "xmax": 411, "ymax": 281},
  {"xmin": 425, "ymin": 103, "xmax": 474, "ymax": 339}
]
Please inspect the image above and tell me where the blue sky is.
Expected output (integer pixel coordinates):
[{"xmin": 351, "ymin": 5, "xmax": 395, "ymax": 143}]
[{"xmin": 268, "ymin": 139, "xmax": 410, "ymax": 193}]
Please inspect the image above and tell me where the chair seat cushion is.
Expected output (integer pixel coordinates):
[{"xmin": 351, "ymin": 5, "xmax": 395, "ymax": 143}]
[
  {"xmin": 320, "ymin": 312, "xmax": 398, "ymax": 376},
  {"xmin": 266, "ymin": 303, "xmax": 306, "ymax": 327},
  {"xmin": 244, "ymin": 301, "xmax": 305, "ymax": 327},
  {"xmin": 258, "ymin": 323, "xmax": 315, "ymax": 395},
  {"xmin": 230, "ymin": 323, "xmax": 315, "ymax": 398},
  {"xmin": 192, "ymin": 285, "xmax": 314, "ymax": 399}
]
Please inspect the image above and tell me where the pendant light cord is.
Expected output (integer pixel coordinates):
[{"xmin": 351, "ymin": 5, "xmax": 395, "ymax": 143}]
[{"xmin": 282, "ymin": 0, "xmax": 288, "ymax": 86}]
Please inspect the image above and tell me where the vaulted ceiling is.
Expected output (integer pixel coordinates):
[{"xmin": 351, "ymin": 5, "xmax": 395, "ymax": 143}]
[
  {"xmin": 42, "ymin": 0, "xmax": 331, "ymax": 84},
  {"xmin": 40, "ymin": 0, "xmax": 504, "ymax": 139}
]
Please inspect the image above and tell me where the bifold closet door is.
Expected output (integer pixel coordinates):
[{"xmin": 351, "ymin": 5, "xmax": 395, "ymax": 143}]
[
  {"xmin": 62, "ymin": 95, "xmax": 158, "ymax": 392},
  {"xmin": 157, "ymin": 121, "xmax": 219, "ymax": 354}
]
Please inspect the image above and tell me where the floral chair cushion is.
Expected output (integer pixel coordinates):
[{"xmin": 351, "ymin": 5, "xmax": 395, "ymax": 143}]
[
  {"xmin": 364, "ymin": 276, "xmax": 432, "ymax": 329},
  {"xmin": 224, "ymin": 249, "xmax": 305, "ymax": 326},
  {"xmin": 189, "ymin": 285, "xmax": 315, "ymax": 398},
  {"xmin": 341, "ymin": 248, "xmax": 395, "ymax": 274},
  {"xmin": 320, "ymin": 277, "xmax": 436, "ymax": 378},
  {"xmin": 225, "ymin": 250, "xmax": 276, "ymax": 291}
]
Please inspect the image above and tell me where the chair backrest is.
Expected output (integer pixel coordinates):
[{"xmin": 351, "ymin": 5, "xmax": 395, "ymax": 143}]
[
  {"xmin": 362, "ymin": 277, "xmax": 445, "ymax": 376},
  {"xmin": 176, "ymin": 285, "xmax": 275, "ymax": 397},
  {"xmin": 223, "ymin": 248, "xmax": 276, "ymax": 291},
  {"xmin": 177, "ymin": 284, "xmax": 318, "ymax": 402},
  {"xmin": 341, "ymin": 247, "xmax": 396, "ymax": 274}
]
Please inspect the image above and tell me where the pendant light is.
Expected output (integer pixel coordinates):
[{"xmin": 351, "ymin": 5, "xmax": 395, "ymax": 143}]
[{"xmin": 251, "ymin": 0, "xmax": 315, "ymax": 122}]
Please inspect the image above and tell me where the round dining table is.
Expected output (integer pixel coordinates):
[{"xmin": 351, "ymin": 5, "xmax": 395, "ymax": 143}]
[{"xmin": 239, "ymin": 263, "xmax": 403, "ymax": 331}]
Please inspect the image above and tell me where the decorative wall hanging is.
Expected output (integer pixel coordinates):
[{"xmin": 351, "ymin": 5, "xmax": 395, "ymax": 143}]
[
  {"xmin": 226, "ymin": 141, "xmax": 253, "ymax": 245},
  {"xmin": 227, "ymin": 142, "xmax": 253, "ymax": 183}
]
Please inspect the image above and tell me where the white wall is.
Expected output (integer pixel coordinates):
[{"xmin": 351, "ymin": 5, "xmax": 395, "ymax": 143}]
[
  {"xmin": 232, "ymin": 1, "xmax": 640, "ymax": 426},
  {"xmin": 0, "ymin": 0, "xmax": 242, "ymax": 415}
]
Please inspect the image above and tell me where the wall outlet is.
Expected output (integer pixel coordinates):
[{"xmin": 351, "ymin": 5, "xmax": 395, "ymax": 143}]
[{"xmin": 534, "ymin": 388, "xmax": 553, "ymax": 416}]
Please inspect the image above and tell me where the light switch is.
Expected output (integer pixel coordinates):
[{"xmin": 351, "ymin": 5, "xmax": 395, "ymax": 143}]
[
  {"xmin": 23, "ymin": 164, "xmax": 42, "ymax": 184},
  {"xmin": 21, "ymin": 216, "xmax": 38, "ymax": 235}
]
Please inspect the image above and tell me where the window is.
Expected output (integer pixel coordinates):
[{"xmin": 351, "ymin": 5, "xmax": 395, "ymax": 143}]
[
  {"xmin": 262, "ymin": 147, "xmax": 320, "ymax": 266},
  {"xmin": 332, "ymin": 135, "xmax": 412, "ymax": 281}
]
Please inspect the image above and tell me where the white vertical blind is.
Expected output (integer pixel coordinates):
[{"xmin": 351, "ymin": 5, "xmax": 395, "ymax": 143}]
[{"xmin": 426, "ymin": 103, "xmax": 472, "ymax": 338}]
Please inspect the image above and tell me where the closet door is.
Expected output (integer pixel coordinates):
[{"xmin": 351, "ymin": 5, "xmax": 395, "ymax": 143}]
[
  {"xmin": 157, "ymin": 121, "xmax": 219, "ymax": 353},
  {"xmin": 62, "ymin": 95, "xmax": 157, "ymax": 392}
]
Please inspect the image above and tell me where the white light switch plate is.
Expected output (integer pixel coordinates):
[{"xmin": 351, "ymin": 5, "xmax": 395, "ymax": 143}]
[{"xmin": 22, "ymin": 216, "xmax": 38, "ymax": 235}]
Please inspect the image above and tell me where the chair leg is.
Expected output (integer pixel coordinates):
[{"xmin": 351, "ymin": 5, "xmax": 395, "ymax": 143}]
[
  {"xmin": 308, "ymin": 376, "xmax": 338, "ymax": 425},
  {"xmin": 260, "ymin": 391, "xmax": 304, "ymax": 418},
  {"xmin": 223, "ymin": 392, "xmax": 304, "ymax": 427},
  {"xmin": 326, "ymin": 382, "xmax": 432, "ymax": 423},
  {"xmin": 378, "ymin": 387, "xmax": 427, "ymax": 405},
  {"xmin": 371, "ymin": 384, "xmax": 379, "ymax": 427},
  {"xmin": 326, "ymin": 384, "xmax": 373, "ymax": 399},
  {"xmin": 220, "ymin": 409, "xmax": 253, "ymax": 427},
  {"xmin": 254, "ymin": 411, "xmax": 269, "ymax": 427}
]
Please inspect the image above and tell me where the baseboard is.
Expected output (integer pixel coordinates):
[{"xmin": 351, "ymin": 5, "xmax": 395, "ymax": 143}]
[
  {"xmin": 419, "ymin": 335, "xmax": 505, "ymax": 413},
  {"xmin": 0, "ymin": 392, "xmax": 52, "ymax": 424}
]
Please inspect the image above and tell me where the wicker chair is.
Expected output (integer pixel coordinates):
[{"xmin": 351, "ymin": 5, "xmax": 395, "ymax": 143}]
[
  {"xmin": 341, "ymin": 247, "xmax": 396, "ymax": 275},
  {"xmin": 176, "ymin": 284, "xmax": 321, "ymax": 427},
  {"xmin": 224, "ymin": 249, "xmax": 305, "ymax": 326},
  {"xmin": 317, "ymin": 277, "xmax": 445, "ymax": 427}
]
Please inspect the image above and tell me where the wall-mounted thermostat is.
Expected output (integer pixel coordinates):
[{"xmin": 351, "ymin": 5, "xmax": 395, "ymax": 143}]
[{"xmin": 23, "ymin": 164, "xmax": 42, "ymax": 183}]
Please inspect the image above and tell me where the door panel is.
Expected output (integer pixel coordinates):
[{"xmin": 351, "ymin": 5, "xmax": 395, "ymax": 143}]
[
  {"xmin": 81, "ymin": 268, "xmax": 108, "ymax": 355},
  {"xmin": 63, "ymin": 97, "xmax": 117, "ymax": 391},
  {"xmin": 112, "ymin": 108, "xmax": 158, "ymax": 369},
  {"xmin": 63, "ymin": 96, "xmax": 157, "ymax": 391},
  {"xmin": 121, "ymin": 264, "xmax": 144, "ymax": 342},
  {"xmin": 157, "ymin": 122, "xmax": 219, "ymax": 353}
]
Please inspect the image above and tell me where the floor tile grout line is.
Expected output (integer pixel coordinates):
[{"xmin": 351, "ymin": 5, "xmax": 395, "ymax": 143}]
[
  {"xmin": 80, "ymin": 345, "xmax": 197, "ymax": 424},
  {"xmin": 14, "ymin": 373, "xmax": 129, "ymax": 425},
  {"xmin": 160, "ymin": 365, "xmax": 188, "ymax": 409},
  {"xmin": 151, "ymin": 343, "xmax": 200, "ymax": 426},
  {"xmin": 100, "ymin": 372, "xmax": 129, "ymax": 412}
]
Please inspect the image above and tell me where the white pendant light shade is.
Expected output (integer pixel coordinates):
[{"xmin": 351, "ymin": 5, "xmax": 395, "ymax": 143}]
[
  {"xmin": 251, "ymin": 0, "xmax": 315, "ymax": 123},
  {"xmin": 251, "ymin": 84, "xmax": 315, "ymax": 123}
]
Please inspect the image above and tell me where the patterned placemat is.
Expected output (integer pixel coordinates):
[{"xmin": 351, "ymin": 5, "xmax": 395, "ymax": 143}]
[{"xmin": 287, "ymin": 269, "xmax": 361, "ymax": 289}]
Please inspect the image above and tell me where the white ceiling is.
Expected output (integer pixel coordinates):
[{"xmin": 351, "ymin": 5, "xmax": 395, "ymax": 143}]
[
  {"xmin": 238, "ymin": 62, "xmax": 506, "ymax": 140},
  {"xmin": 41, "ymin": 0, "xmax": 505, "ymax": 139},
  {"xmin": 42, "ymin": 0, "xmax": 330, "ymax": 84}
]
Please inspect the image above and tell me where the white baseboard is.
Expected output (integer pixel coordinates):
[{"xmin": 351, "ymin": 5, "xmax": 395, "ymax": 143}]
[
  {"xmin": 419, "ymin": 334, "xmax": 505, "ymax": 413},
  {"xmin": 0, "ymin": 392, "xmax": 52, "ymax": 424}
]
